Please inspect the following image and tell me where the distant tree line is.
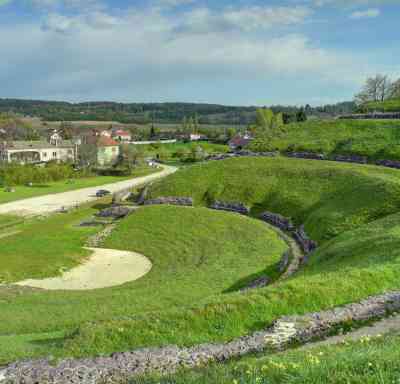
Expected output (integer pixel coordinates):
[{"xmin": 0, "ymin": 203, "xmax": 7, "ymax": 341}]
[{"xmin": 0, "ymin": 99, "xmax": 357, "ymax": 126}]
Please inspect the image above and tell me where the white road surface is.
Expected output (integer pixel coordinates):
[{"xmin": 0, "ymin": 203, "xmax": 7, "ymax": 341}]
[{"xmin": 0, "ymin": 164, "xmax": 177, "ymax": 217}]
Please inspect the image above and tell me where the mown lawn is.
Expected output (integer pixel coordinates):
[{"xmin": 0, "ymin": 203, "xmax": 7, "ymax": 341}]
[
  {"xmin": 0, "ymin": 166, "xmax": 159, "ymax": 205},
  {"xmin": 0, "ymin": 205, "xmax": 285, "ymax": 363},
  {"xmin": 251, "ymin": 119, "xmax": 400, "ymax": 160},
  {"xmin": 134, "ymin": 332, "xmax": 400, "ymax": 384},
  {"xmin": 2, "ymin": 157, "xmax": 400, "ymax": 367}
]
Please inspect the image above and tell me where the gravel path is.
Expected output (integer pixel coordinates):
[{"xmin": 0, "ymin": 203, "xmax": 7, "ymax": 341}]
[
  {"xmin": 14, "ymin": 247, "xmax": 152, "ymax": 290},
  {"xmin": 301, "ymin": 313, "xmax": 400, "ymax": 350},
  {"xmin": 0, "ymin": 165, "xmax": 177, "ymax": 217}
]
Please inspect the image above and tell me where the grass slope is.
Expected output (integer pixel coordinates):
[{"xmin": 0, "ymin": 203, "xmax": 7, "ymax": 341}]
[
  {"xmin": 0, "ymin": 205, "xmax": 285, "ymax": 363},
  {"xmin": 365, "ymin": 98, "xmax": 400, "ymax": 112},
  {"xmin": 135, "ymin": 333, "xmax": 400, "ymax": 384},
  {"xmin": 0, "ymin": 166, "xmax": 158, "ymax": 205},
  {"xmin": 254, "ymin": 119, "xmax": 400, "ymax": 160},
  {"xmin": 149, "ymin": 157, "xmax": 400, "ymax": 242}
]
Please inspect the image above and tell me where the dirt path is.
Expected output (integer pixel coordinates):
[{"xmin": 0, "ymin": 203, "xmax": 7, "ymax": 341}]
[
  {"xmin": 301, "ymin": 314, "xmax": 400, "ymax": 350},
  {"xmin": 0, "ymin": 165, "xmax": 177, "ymax": 217},
  {"xmin": 14, "ymin": 247, "xmax": 152, "ymax": 290}
]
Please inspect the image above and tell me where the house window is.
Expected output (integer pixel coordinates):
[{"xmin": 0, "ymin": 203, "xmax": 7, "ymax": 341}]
[
  {"xmin": 112, "ymin": 147, "xmax": 117, "ymax": 153},
  {"xmin": 43, "ymin": 152, "xmax": 47, "ymax": 158},
  {"xmin": 53, "ymin": 152, "xmax": 57, "ymax": 158}
]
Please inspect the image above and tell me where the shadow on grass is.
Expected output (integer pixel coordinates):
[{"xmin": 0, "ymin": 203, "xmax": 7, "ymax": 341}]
[{"xmin": 223, "ymin": 263, "xmax": 281, "ymax": 294}]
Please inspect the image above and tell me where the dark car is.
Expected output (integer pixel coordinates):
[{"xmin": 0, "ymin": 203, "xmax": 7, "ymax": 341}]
[{"xmin": 96, "ymin": 189, "xmax": 111, "ymax": 197}]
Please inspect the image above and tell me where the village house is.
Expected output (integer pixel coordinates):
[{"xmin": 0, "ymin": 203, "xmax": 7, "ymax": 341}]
[
  {"xmin": 228, "ymin": 133, "xmax": 253, "ymax": 151},
  {"xmin": 80, "ymin": 131, "xmax": 120, "ymax": 166},
  {"xmin": 112, "ymin": 129, "xmax": 131, "ymax": 142},
  {"xmin": 0, "ymin": 132, "xmax": 76, "ymax": 164}
]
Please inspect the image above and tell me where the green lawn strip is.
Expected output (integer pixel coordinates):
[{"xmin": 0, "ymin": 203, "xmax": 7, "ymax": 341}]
[
  {"xmin": 133, "ymin": 333, "xmax": 400, "ymax": 383},
  {"xmin": 0, "ymin": 205, "xmax": 101, "ymax": 283},
  {"xmin": 0, "ymin": 331, "xmax": 65, "ymax": 366},
  {"xmin": 138, "ymin": 141, "xmax": 229, "ymax": 161},
  {"xmin": 255, "ymin": 119, "xmax": 400, "ymax": 160},
  {"xmin": 365, "ymin": 98, "xmax": 400, "ymax": 112},
  {"xmin": 0, "ymin": 166, "xmax": 159, "ymax": 205}
]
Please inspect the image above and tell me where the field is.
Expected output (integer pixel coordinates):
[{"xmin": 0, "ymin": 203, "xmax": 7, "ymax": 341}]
[
  {"xmin": 135, "ymin": 141, "xmax": 229, "ymax": 163},
  {"xmin": 252, "ymin": 119, "xmax": 400, "ymax": 160},
  {"xmin": 0, "ymin": 203, "xmax": 285, "ymax": 363},
  {"xmin": 365, "ymin": 98, "xmax": 400, "ymax": 112},
  {"xmin": 2, "ymin": 156, "xmax": 400, "ymax": 382},
  {"xmin": 0, "ymin": 166, "xmax": 158, "ymax": 205}
]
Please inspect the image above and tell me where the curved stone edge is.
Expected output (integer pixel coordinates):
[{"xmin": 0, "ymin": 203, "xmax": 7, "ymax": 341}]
[{"xmin": 2, "ymin": 291, "xmax": 400, "ymax": 384}]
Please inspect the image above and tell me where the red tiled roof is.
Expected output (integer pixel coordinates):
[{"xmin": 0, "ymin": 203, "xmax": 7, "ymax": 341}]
[
  {"xmin": 113, "ymin": 130, "xmax": 131, "ymax": 136},
  {"xmin": 97, "ymin": 136, "xmax": 119, "ymax": 147}
]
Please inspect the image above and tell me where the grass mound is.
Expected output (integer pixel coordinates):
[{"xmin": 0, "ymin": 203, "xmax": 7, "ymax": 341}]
[
  {"xmin": 250, "ymin": 119, "xmax": 400, "ymax": 160},
  {"xmin": 149, "ymin": 157, "xmax": 400, "ymax": 241},
  {"xmin": 3, "ymin": 157, "xmax": 400, "ymax": 366},
  {"xmin": 0, "ymin": 204, "xmax": 285, "ymax": 363}
]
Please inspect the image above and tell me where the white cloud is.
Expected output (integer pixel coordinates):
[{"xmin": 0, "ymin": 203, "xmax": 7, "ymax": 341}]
[
  {"xmin": 0, "ymin": 3, "xmax": 385, "ymax": 103},
  {"xmin": 350, "ymin": 8, "xmax": 380, "ymax": 19}
]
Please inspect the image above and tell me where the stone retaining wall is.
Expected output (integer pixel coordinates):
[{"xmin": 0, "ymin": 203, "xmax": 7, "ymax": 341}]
[
  {"xmin": 2, "ymin": 291, "xmax": 400, "ymax": 384},
  {"xmin": 144, "ymin": 197, "xmax": 193, "ymax": 207},
  {"xmin": 259, "ymin": 211, "xmax": 295, "ymax": 231},
  {"xmin": 293, "ymin": 225, "xmax": 318, "ymax": 256},
  {"xmin": 209, "ymin": 201, "xmax": 250, "ymax": 215},
  {"xmin": 259, "ymin": 212, "xmax": 317, "ymax": 257}
]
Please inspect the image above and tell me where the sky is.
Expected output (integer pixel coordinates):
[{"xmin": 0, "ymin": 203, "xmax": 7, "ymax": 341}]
[{"xmin": 0, "ymin": 0, "xmax": 399, "ymax": 106}]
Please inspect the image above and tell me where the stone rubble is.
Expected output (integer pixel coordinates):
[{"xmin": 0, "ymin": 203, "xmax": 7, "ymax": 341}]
[
  {"xmin": 143, "ymin": 197, "xmax": 193, "ymax": 207},
  {"xmin": 96, "ymin": 206, "xmax": 133, "ymax": 220},
  {"xmin": 2, "ymin": 291, "xmax": 400, "ymax": 384},
  {"xmin": 209, "ymin": 201, "xmax": 250, "ymax": 215},
  {"xmin": 259, "ymin": 211, "xmax": 295, "ymax": 231}
]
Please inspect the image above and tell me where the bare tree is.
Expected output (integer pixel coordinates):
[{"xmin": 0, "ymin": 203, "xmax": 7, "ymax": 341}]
[
  {"xmin": 390, "ymin": 79, "xmax": 400, "ymax": 99},
  {"xmin": 355, "ymin": 74, "xmax": 392, "ymax": 104}
]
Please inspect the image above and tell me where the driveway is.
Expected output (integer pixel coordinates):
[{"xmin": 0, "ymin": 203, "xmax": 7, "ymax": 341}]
[{"xmin": 0, "ymin": 164, "xmax": 177, "ymax": 217}]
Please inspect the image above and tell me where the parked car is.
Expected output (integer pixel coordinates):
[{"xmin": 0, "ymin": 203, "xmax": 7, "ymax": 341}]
[{"xmin": 96, "ymin": 189, "xmax": 111, "ymax": 197}]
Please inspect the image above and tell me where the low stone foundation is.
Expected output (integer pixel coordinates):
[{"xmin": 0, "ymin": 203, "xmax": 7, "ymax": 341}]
[
  {"xmin": 331, "ymin": 154, "xmax": 368, "ymax": 164},
  {"xmin": 96, "ymin": 206, "xmax": 133, "ymax": 220},
  {"xmin": 2, "ymin": 291, "xmax": 400, "ymax": 384},
  {"xmin": 286, "ymin": 152, "xmax": 325, "ymax": 160},
  {"xmin": 293, "ymin": 225, "xmax": 318, "ymax": 256},
  {"xmin": 376, "ymin": 159, "xmax": 400, "ymax": 169},
  {"xmin": 259, "ymin": 211, "xmax": 295, "ymax": 231},
  {"xmin": 209, "ymin": 201, "xmax": 250, "ymax": 215},
  {"xmin": 144, "ymin": 197, "xmax": 193, "ymax": 207}
]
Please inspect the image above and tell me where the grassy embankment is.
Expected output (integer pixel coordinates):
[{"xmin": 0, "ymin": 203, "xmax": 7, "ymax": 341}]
[
  {"xmin": 2, "ymin": 157, "xmax": 400, "ymax": 363},
  {"xmin": 134, "ymin": 333, "xmax": 400, "ymax": 384},
  {"xmin": 253, "ymin": 119, "xmax": 400, "ymax": 160},
  {"xmin": 0, "ymin": 166, "xmax": 159, "ymax": 205},
  {"xmin": 365, "ymin": 98, "xmax": 400, "ymax": 112},
  {"xmin": 58, "ymin": 157, "xmax": 400, "ymax": 358},
  {"xmin": 0, "ymin": 202, "xmax": 285, "ymax": 364}
]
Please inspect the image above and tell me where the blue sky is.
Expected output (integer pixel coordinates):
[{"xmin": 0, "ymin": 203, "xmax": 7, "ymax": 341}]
[{"xmin": 0, "ymin": 0, "xmax": 399, "ymax": 106}]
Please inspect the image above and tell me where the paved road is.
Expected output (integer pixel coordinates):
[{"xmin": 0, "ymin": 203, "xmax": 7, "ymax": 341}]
[{"xmin": 0, "ymin": 164, "xmax": 177, "ymax": 217}]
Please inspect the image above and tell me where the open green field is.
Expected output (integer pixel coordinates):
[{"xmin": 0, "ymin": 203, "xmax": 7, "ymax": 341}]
[
  {"xmin": 251, "ymin": 119, "xmax": 400, "ymax": 160},
  {"xmin": 0, "ymin": 203, "xmax": 285, "ymax": 363},
  {"xmin": 365, "ymin": 98, "xmax": 400, "ymax": 112},
  {"xmin": 135, "ymin": 332, "xmax": 400, "ymax": 384},
  {"xmin": 134, "ymin": 141, "xmax": 228, "ymax": 164},
  {"xmin": 0, "ymin": 166, "xmax": 158, "ymax": 205},
  {"xmin": 2, "ymin": 157, "xmax": 400, "ymax": 372}
]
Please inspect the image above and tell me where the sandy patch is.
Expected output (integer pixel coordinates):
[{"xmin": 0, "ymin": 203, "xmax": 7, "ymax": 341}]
[{"xmin": 14, "ymin": 247, "xmax": 152, "ymax": 291}]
